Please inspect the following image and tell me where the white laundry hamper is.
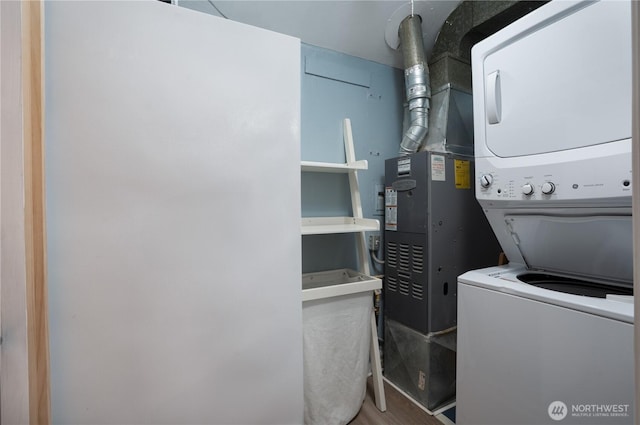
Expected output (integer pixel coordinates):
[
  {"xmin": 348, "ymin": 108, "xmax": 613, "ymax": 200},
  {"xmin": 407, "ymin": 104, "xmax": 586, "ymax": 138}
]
[{"xmin": 302, "ymin": 269, "xmax": 378, "ymax": 425}]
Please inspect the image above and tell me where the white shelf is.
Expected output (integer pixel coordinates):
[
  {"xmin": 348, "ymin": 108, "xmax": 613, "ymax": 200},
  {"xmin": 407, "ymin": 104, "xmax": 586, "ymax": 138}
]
[
  {"xmin": 301, "ymin": 160, "xmax": 368, "ymax": 173},
  {"xmin": 301, "ymin": 217, "xmax": 380, "ymax": 235},
  {"xmin": 302, "ymin": 269, "xmax": 382, "ymax": 302},
  {"xmin": 299, "ymin": 118, "xmax": 386, "ymax": 411}
]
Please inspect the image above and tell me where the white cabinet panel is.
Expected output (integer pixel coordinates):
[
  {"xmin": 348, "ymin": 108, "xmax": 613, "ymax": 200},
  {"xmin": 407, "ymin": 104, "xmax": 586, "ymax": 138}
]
[
  {"xmin": 45, "ymin": 1, "xmax": 301, "ymax": 423},
  {"xmin": 457, "ymin": 283, "xmax": 634, "ymax": 425}
]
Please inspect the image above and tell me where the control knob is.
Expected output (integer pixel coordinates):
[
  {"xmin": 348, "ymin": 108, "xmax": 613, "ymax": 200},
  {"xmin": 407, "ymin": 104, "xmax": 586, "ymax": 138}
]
[
  {"xmin": 480, "ymin": 174, "xmax": 493, "ymax": 188},
  {"xmin": 522, "ymin": 183, "xmax": 534, "ymax": 196},
  {"xmin": 541, "ymin": 182, "xmax": 556, "ymax": 195}
]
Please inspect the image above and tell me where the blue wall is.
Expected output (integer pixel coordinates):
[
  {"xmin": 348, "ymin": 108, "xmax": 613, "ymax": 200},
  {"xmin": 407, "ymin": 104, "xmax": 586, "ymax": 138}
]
[
  {"xmin": 301, "ymin": 44, "xmax": 404, "ymax": 273},
  {"xmin": 177, "ymin": 0, "xmax": 406, "ymax": 274}
]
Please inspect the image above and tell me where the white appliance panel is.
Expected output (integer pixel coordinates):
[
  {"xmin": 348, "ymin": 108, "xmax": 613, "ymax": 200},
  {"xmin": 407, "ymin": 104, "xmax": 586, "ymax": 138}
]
[
  {"xmin": 457, "ymin": 281, "xmax": 634, "ymax": 425},
  {"xmin": 475, "ymin": 0, "xmax": 631, "ymax": 158},
  {"xmin": 459, "ymin": 266, "xmax": 634, "ymax": 323},
  {"xmin": 45, "ymin": 1, "xmax": 302, "ymax": 423},
  {"xmin": 505, "ymin": 214, "xmax": 632, "ymax": 283},
  {"xmin": 481, "ymin": 206, "xmax": 632, "ymax": 278},
  {"xmin": 475, "ymin": 139, "xmax": 632, "ymax": 204}
]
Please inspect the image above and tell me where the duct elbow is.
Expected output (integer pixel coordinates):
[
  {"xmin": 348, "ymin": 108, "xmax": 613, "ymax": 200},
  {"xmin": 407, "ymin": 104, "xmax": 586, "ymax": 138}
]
[{"xmin": 399, "ymin": 115, "xmax": 429, "ymax": 155}]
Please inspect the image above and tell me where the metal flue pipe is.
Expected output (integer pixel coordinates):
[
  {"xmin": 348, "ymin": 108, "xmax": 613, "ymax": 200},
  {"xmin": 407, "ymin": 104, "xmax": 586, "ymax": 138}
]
[{"xmin": 399, "ymin": 15, "xmax": 431, "ymax": 155}]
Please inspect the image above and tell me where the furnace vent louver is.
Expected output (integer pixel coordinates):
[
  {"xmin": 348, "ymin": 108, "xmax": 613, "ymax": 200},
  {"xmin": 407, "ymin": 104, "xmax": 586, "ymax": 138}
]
[
  {"xmin": 399, "ymin": 243, "xmax": 411, "ymax": 271},
  {"xmin": 387, "ymin": 242, "xmax": 425, "ymax": 300},
  {"xmin": 387, "ymin": 275, "xmax": 398, "ymax": 292},
  {"xmin": 387, "ymin": 242, "xmax": 398, "ymax": 269},
  {"xmin": 398, "ymin": 272, "xmax": 411, "ymax": 295},
  {"xmin": 412, "ymin": 245, "xmax": 424, "ymax": 274},
  {"xmin": 412, "ymin": 280, "xmax": 423, "ymax": 300}
]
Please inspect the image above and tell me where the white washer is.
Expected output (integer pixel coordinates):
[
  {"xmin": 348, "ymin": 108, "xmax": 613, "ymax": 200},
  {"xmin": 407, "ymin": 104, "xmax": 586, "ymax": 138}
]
[
  {"xmin": 458, "ymin": 0, "xmax": 635, "ymax": 423},
  {"xmin": 457, "ymin": 265, "xmax": 633, "ymax": 425}
]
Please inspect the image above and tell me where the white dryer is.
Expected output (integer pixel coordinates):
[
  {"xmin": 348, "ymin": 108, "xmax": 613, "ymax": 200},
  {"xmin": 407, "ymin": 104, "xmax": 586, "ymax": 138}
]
[{"xmin": 457, "ymin": 0, "xmax": 634, "ymax": 424}]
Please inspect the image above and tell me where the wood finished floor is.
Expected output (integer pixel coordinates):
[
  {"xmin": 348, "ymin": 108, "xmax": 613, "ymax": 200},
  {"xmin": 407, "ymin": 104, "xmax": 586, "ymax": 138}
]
[{"xmin": 348, "ymin": 378, "xmax": 445, "ymax": 425}]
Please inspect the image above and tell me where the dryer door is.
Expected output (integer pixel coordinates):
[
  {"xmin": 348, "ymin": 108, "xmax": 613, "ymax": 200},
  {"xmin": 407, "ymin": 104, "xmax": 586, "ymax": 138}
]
[{"xmin": 478, "ymin": 0, "xmax": 631, "ymax": 158}]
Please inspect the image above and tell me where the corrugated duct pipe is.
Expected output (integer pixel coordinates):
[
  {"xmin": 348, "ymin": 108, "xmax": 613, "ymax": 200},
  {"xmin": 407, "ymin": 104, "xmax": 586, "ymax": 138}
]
[{"xmin": 398, "ymin": 15, "xmax": 431, "ymax": 155}]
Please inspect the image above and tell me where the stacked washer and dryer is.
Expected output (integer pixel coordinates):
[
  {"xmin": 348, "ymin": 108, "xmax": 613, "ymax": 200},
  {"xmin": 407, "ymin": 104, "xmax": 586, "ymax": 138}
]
[{"xmin": 457, "ymin": 1, "xmax": 634, "ymax": 424}]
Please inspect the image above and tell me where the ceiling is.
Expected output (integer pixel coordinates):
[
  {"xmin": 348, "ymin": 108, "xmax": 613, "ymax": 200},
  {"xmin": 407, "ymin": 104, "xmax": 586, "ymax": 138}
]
[{"xmin": 178, "ymin": 1, "xmax": 463, "ymax": 69}]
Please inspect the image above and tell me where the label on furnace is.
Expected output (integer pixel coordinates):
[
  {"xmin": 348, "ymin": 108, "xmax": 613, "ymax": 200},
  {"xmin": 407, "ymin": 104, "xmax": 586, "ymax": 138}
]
[
  {"xmin": 431, "ymin": 155, "xmax": 446, "ymax": 181},
  {"xmin": 385, "ymin": 187, "xmax": 397, "ymax": 231},
  {"xmin": 455, "ymin": 159, "xmax": 471, "ymax": 189},
  {"xmin": 397, "ymin": 158, "xmax": 411, "ymax": 175}
]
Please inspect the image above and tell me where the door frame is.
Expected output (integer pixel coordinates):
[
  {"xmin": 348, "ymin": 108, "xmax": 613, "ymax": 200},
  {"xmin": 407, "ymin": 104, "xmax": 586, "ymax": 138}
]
[{"xmin": 0, "ymin": 1, "xmax": 50, "ymax": 423}]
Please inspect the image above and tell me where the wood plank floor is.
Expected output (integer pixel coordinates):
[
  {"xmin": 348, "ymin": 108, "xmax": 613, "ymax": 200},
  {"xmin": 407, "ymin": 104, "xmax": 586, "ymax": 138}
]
[{"xmin": 349, "ymin": 378, "xmax": 446, "ymax": 425}]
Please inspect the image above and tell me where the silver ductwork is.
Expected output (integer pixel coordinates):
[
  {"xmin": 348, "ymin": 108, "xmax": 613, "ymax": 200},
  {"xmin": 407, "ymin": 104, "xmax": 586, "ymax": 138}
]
[
  {"xmin": 399, "ymin": 15, "xmax": 431, "ymax": 156},
  {"xmin": 423, "ymin": 1, "xmax": 548, "ymax": 155}
]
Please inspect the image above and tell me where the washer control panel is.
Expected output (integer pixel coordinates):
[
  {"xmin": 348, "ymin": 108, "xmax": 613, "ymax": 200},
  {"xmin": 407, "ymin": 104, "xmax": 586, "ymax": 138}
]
[{"xmin": 476, "ymin": 147, "xmax": 631, "ymax": 203}]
